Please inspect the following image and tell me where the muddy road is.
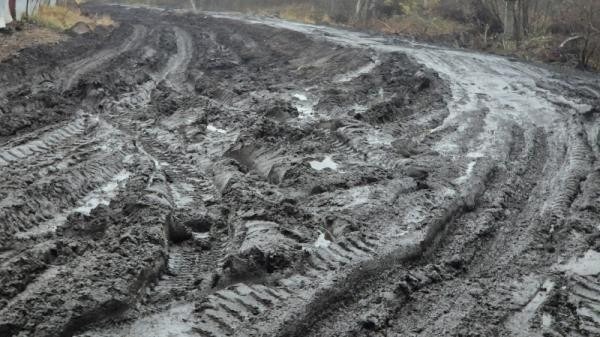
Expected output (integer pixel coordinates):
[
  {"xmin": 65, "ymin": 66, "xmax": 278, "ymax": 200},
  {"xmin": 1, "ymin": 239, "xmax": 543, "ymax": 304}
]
[{"xmin": 0, "ymin": 4, "xmax": 599, "ymax": 337}]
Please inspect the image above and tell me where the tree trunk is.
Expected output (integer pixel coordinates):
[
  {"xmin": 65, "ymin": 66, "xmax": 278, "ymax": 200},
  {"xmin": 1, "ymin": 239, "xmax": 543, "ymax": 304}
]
[
  {"xmin": 503, "ymin": 0, "xmax": 516, "ymax": 43},
  {"xmin": 520, "ymin": 0, "xmax": 529, "ymax": 37},
  {"xmin": 355, "ymin": 0, "xmax": 371, "ymax": 23},
  {"xmin": 9, "ymin": 0, "xmax": 16, "ymax": 20}
]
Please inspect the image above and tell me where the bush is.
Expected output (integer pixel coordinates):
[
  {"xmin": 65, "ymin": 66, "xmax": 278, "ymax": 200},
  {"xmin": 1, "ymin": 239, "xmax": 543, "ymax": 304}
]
[
  {"xmin": 373, "ymin": 12, "xmax": 469, "ymax": 38},
  {"xmin": 469, "ymin": 0, "xmax": 503, "ymax": 33},
  {"xmin": 434, "ymin": 0, "xmax": 471, "ymax": 23}
]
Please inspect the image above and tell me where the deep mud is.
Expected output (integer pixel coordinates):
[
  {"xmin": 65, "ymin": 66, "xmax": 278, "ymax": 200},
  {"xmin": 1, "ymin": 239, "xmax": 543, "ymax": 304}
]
[{"xmin": 0, "ymin": 4, "xmax": 599, "ymax": 337}]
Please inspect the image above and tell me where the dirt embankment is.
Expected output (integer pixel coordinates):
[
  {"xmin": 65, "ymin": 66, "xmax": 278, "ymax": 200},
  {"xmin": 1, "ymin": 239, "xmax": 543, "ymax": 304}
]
[
  {"xmin": 0, "ymin": 4, "xmax": 599, "ymax": 337},
  {"xmin": 0, "ymin": 24, "xmax": 65, "ymax": 62}
]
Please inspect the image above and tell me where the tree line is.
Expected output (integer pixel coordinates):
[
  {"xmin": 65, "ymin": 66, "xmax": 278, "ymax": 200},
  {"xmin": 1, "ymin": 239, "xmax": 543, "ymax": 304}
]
[{"xmin": 191, "ymin": 0, "xmax": 599, "ymax": 69}]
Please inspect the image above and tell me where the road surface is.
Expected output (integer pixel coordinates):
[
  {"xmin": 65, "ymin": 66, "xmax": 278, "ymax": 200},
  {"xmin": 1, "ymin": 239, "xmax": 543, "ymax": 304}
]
[{"xmin": 0, "ymin": 5, "xmax": 599, "ymax": 337}]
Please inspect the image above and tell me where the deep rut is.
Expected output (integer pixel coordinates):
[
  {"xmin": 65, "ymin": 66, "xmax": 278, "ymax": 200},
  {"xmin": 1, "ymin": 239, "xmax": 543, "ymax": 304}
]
[{"xmin": 62, "ymin": 24, "xmax": 148, "ymax": 91}]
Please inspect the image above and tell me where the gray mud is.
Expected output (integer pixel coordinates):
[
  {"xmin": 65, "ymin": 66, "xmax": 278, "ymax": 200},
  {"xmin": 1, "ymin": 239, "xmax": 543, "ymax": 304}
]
[{"xmin": 0, "ymin": 4, "xmax": 599, "ymax": 337}]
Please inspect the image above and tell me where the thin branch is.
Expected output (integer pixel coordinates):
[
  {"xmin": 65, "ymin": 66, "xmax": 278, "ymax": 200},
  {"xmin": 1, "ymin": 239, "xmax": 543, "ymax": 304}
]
[{"xmin": 560, "ymin": 35, "xmax": 583, "ymax": 48}]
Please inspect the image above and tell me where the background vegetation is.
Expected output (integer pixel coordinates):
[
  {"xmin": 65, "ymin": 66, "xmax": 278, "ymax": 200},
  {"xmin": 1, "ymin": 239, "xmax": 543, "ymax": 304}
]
[
  {"xmin": 4, "ymin": 0, "xmax": 114, "ymax": 31},
  {"xmin": 184, "ymin": 0, "xmax": 599, "ymax": 70}
]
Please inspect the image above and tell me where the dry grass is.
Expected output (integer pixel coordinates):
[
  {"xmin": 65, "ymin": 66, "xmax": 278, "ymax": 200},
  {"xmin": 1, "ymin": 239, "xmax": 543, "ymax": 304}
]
[
  {"xmin": 254, "ymin": 5, "xmax": 465, "ymax": 39},
  {"xmin": 31, "ymin": 5, "xmax": 115, "ymax": 31},
  {"xmin": 371, "ymin": 14, "xmax": 469, "ymax": 38},
  {"xmin": 278, "ymin": 5, "xmax": 333, "ymax": 25},
  {"xmin": 255, "ymin": 4, "xmax": 333, "ymax": 25}
]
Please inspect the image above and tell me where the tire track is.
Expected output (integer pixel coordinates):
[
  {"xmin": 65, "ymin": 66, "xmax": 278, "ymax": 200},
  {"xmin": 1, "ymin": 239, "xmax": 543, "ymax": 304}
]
[
  {"xmin": 0, "ymin": 119, "xmax": 133, "ymax": 245},
  {"xmin": 194, "ymin": 13, "xmax": 597, "ymax": 337},
  {"xmin": 0, "ymin": 116, "xmax": 89, "ymax": 167},
  {"xmin": 0, "ymin": 150, "xmax": 129, "ymax": 243},
  {"xmin": 62, "ymin": 24, "xmax": 148, "ymax": 91},
  {"xmin": 2, "ymin": 6, "xmax": 598, "ymax": 337},
  {"xmin": 287, "ymin": 127, "xmax": 549, "ymax": 337},
  {"xmin": 103, "ymin": 24, "xmax": 205, "ymax": 211},
  {"xmin": 161, "ymin": 26, "xmax": 194, "ymax": 90}
]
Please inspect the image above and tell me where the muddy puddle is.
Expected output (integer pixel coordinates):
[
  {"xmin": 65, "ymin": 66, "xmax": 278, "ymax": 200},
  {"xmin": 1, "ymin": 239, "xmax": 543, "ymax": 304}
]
[
  {"xmin": 74, "ymin": 170, "xmax": 131, "ymax": 215},
  {"xmin": 291, "ymin": 92, "xmax": 317, "ymax": 119},
  {"xmin": 15, "ymin": 170, "xmax": 131, "ymax": 239},
  {"xmin": 79, "ymin": 304, "xmax": 196, "ymax": 337},
  {"xmin": 506, "ymin": 278, "xmax": 556, "ymax": 337},
  {"xmin": 557, "ymin": 250, "xmax": 600, "ymax": 276},
  {"xmin": 334, "ymin": 56, "xmax": 381, "ymax": 83},
  {"xmin": 309, "ymin": 155, "xmax": 338, "ymax": 171},
  {"xmin": 206, "ymin": 124, "xmax": 227, "ymax": 134}
]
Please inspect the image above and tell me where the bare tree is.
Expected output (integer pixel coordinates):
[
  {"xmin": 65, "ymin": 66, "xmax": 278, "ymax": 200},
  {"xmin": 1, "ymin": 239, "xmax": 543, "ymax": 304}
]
[{"xmin": 558, "ymin": 0, "xmax": 600, "ymax": 68}]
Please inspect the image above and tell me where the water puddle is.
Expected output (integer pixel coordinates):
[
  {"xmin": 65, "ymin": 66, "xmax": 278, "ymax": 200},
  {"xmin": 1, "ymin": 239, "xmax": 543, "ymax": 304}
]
[
  {"xmin": 506, "ymin": 278, "xmax": 555, "ymax": 337},
  {"xmin": 192, "ymin": 232, "xmax": 211, "ymax": 240},
  {"xmin": 16, "ymin": 170, "xmax": 131, "ymax": 239},
  {"xmin": 366, "ymin": 131, "xmax": 394, "ymax": 146},
  {"xmin": 522, "ymin": 279, "xmax": 555, "ymax": 315},
  {"xmin": 542, "ymin": 313, "xmax": 553, "ymax": 329},
  {"xmin": 466, "ymin": 151, "xmax": 485, "ymax": 159},
  {"xmin": 310, "ymin": 155, "xmax": 338, "ymax": 171},
  {"xmin": 293, "ymin": 93, "xmax": 308, "ymax": 101},
  {"xmin": 351, "ymin": 104, "xmax": 368, "ymax": 114},
  {"xmin": 79, "ymin": 303, "xmax": 196, "ymax": 337},
  {"xmin": 292, "ymin": 92, "xmax": 316, "ymax": 119},
  {"xmin": 343, "ymin": 186, "xmax": 371, "ymax": 208},
  {"xmin": 454, "ymin": 161, "xmax": 476, "ymax": 185},
  {"xmin": 207, "ymin": 124, "xmax": 227, "ymax": 134},
  {"xmin": 314, "ymin": 232, "xmax": 331, "ymax": 248},
  {"xmin": 557, "ymin": 250, "xmax": 600, "ymax": 276},
  {"xmin": 171, "ymin": 182, "xmax": 195, "ymax": 208},
  {"xmin": 74, "ymin": 170, "xmax": 131, "ymax": 215},
  {"xmin": 335, "ymin": 57, "xmax": 381, "ymax": 83}
]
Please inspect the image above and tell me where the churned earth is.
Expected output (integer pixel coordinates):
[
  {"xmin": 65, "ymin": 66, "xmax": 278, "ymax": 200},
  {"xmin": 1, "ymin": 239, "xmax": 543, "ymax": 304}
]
[{"xmin": 0, "ymin": 4, "xmax": 599, "ymax": 337}]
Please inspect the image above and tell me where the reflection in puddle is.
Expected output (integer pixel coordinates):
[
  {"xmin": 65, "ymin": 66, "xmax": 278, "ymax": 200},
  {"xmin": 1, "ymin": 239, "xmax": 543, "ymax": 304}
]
[
  {"xmin": 454, "ymin": 161, "xmax": 476, "ymax": 185},
  {"xmin": 171, "ymin": 182, "xmax": 195, "ymax": 208},
  {"xmin": 542, "ymin": 313, "xmax": 553, "ymax": 329},
  {"xmin": 310, "ymin": 155, "xmax": 338, "ymax": 171},
  {"xmin": 558, "ymin": 250, "xmax": 600, "ymax": 276},
  {"xmin": 335, "ymin": 57, "xmax": 381, "ymax": 83},
  {"xmin": 16, "ymin": 170, "xmax": 131, "ymax": 239},
  {"xmin": 192, "ymin": 232, "xmax": 210, "ymax": 240},
  {"xmin": 79, "ymin": 303, "xmax": 195, "ymax": 337},
  {"xmin": 293, "ymin": 93, "xmax": 307, "ymax": 101},
  {"xmin": 207, "ymin": 124, "xmax": 227, "ymax": 134},
  {"xmin": 314, "ymin": 232, "xmax": 331, "ymax": 248},
  {"xmin": 292, "ymin": 92, "xmax": 316, "ymax": 118},
  {"xmin": 74, "ymin": 170, "xmax": 132, "ymax": 215},
  {"xmin": 366, "ymin": 131, "xmax": 394, "ymax": 146},
  {"xmin": 506, "ymin": 278, "xmax": 555, "ymax": 337}
]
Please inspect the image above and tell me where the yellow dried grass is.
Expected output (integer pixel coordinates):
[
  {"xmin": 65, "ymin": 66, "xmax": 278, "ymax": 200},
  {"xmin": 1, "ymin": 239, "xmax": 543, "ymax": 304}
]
[{"xmin": 31, "ymin": 5, "xmax": 115, "ymax": 31}]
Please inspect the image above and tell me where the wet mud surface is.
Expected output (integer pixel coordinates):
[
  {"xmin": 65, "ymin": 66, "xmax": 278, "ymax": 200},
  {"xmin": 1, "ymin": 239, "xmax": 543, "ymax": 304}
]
[{"xmin": 1, "ymin": 5, "xmax": 600, "ymax": 337}]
